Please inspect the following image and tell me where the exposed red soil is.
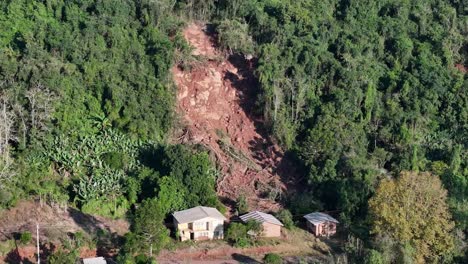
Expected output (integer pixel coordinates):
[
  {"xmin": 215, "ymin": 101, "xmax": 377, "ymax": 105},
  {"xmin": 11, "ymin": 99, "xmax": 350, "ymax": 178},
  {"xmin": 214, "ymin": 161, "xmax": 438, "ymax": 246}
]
[
  {"xmin": 455, "ymin": 63, "xmax": 467, "ymax": 74},
  {"xmin": 157, "ymin": 229, "xmax": 327, "ymax": 264},
  {"xmin": 0, "ymin": 200, "xmax": 128, "ymax": 262},
  {"xmin": 173, "ymin": 23, "xmax": 298, "ymax": 212}
]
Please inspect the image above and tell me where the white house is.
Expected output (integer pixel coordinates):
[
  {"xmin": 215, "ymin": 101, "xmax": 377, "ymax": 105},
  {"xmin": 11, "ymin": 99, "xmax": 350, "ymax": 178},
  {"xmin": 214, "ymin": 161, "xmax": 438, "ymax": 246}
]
[{"xmin": 173, "ymin": 206, "xmax": 226, "ymax": 241}]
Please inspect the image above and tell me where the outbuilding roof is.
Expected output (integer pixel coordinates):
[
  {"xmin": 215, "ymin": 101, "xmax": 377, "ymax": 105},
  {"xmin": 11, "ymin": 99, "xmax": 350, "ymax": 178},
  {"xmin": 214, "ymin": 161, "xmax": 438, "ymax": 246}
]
[
  {"xmin": 304, "ymin": 212, "xmax": 339, "ymax": 225},
  {"xmin": 82, "ymin": 257, "xmax": 107, "ymax": 264},
  {"xmin": 173, "ymin": 206, "xmax": 226, "ymax": 223},
  {"xmin": 240, "ymin": 211, "xmax": 284, "ymax": 226}
]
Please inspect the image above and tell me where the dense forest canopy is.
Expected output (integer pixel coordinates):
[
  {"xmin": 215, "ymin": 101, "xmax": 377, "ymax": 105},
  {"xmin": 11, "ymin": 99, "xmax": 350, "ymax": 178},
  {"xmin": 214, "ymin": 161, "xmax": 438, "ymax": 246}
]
[
  {"xmin": 217, "ymin": 0, "xmax": 468, "ymax": 226},
  {"xmin": 0, "ymin": 0, "xmax": 466, "ymax": 263}
]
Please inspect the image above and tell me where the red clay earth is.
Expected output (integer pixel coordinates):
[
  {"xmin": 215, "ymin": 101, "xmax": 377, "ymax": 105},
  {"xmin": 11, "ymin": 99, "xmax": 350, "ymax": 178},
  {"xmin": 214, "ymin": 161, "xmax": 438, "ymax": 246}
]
[
  {"xmin": 0, "ymin": 200, "xmax": 128, "ymax": 262},
  {"xmin": 455, "ymin": 63, "xmax": 467, "ymax": 74},
  {"xmin": 172, "ymin": 23, "xmax": 299, "ymax": 212}
]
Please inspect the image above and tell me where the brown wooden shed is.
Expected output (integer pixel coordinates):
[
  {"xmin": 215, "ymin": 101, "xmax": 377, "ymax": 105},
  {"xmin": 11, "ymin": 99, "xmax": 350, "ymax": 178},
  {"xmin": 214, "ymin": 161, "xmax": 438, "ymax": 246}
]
[{"xmin": 240, "ymin": 211, "xmax": 283, "ymax": 237}]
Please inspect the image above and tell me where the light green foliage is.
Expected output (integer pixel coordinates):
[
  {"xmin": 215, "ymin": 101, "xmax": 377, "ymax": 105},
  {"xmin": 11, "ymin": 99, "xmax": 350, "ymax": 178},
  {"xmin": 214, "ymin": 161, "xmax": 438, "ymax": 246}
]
[
  {"xmin": 217, "ymin": 19, "xmax": 254, "ymax": 54},
  {"xmin": 19, "ymin": 232, "xmax": 32, "ymax": 245},
  {"xmin": 225, "ymin": 220, "xmax": 263, "ymax": 248},
  {"xmin": 132, "ymin": 199, "xmax": 170, "ymax": 256},
  {"xmin": 369, "ymin": 171, "xmax": 455, "ymax": 263},
  {"xmin": 156, "ymin": 176, "xmax": 187, "ymax": 215},
  {"xmin": 47, "ymin": 249, "xmax": 79, "ymax": 264},
  {"xmin": 276, "ymin": 209, "xmax": 294, "ymax": 230},
  {"xmin": 263, "ymin": 253, "xmax": 283, "ymax": 264},
  {"xmin": 226, "ymin": 222, "xmax": 249, "ymax": 248},
  {"xmin": 44, "ymin": 129, "xmax": 142, "ymax": 217},
  {"xmin": 364, "ymin": 249, "xmax": 384, "ymax": 264}
]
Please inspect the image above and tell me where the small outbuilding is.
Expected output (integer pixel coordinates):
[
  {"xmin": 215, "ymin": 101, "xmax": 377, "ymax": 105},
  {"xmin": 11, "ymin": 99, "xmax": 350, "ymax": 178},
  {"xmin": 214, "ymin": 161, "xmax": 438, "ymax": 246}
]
[
  {"xmin": 173, "ymin": 206, "xmax": 226, "ymax": 241},
  {"xmin": 81, "ymin": 257, "xmax": 107, "ymax": 264},
  {"xmin": 304, "ymin": 212, "xmax": 339, "ymax": 237},
  {"xmin": 240, "ymin": 211, "xmax": 283, "ymax": 237}
]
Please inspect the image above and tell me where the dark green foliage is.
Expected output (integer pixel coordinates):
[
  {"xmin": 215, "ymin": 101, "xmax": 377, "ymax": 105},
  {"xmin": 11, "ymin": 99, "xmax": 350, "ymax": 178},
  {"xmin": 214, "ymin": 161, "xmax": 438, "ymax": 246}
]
[
  {"xmin": 0, "ymin": 0, "xmax": 466, "ymax": 260},
  {"xmin": 158, "ymin": 144, "xmax": 222, "ymax": 210},
  {"xmin": 215, "ymin": 0, "xmax": 467, "ymax": 232},
  {"xmin": 236, "ymin": 194, "xmax": 249, "ymax": 215},
  {"xmin": 263, "ymin": 253, "xmax": 283, "ymax": 264}
]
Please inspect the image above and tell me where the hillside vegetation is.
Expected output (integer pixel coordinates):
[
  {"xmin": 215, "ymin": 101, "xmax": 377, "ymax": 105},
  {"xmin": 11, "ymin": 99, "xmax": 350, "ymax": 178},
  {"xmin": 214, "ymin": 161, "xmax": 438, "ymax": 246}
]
[{"xmin": 0, "ymin": 0, "xmax": 466, "ymax": 263}]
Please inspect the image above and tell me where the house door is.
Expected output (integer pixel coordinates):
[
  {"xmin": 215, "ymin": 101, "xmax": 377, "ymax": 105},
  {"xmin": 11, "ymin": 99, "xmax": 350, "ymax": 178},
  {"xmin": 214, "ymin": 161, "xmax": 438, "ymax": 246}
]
[{"xmin": 190, "ymin": 232, "xmax": 195, "ymax": 240}]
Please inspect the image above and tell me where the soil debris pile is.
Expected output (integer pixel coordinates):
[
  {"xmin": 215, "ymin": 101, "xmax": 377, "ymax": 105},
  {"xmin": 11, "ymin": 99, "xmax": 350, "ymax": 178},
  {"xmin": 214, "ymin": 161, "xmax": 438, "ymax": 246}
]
[{"xmin": 173, "ymin": 23, "xmax": 297, "ymax": 211}]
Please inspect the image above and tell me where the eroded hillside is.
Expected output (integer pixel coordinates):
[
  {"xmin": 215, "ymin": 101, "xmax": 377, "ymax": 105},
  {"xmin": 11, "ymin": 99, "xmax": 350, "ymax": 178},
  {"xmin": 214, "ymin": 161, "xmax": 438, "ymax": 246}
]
[{"xmin": 172, "ymin": 23, "xmax": 297, "ymax": 212}]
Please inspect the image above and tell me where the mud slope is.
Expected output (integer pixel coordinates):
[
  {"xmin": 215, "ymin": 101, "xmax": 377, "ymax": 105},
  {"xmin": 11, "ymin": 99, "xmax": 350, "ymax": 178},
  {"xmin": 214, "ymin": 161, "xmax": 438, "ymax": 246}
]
[{"xmin": 172, "ymin": 23, "xmax": 297, "ymax": 211}]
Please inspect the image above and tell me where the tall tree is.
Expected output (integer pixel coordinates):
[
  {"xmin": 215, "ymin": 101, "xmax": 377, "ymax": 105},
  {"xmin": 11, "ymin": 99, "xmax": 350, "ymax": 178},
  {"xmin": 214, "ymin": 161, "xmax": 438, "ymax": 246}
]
[
  {"xmin": 369, "ymin": 171, "xmax": 455, "ymax": 263},
  {"xmin": 133, "ymin": 199, "xmax": 170, "ymax": 257}
]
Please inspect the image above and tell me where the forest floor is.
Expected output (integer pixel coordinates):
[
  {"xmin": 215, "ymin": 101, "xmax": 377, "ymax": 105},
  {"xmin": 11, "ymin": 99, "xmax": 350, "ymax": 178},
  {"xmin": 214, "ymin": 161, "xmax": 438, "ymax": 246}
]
[{"xmin": 172, "ymin": 22, "xmax": 300, "ymax": 213}]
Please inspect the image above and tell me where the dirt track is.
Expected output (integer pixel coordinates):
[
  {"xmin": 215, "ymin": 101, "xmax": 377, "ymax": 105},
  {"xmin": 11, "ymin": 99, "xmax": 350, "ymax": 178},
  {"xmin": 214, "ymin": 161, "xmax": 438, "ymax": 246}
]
[{"xmin": 173, "ymin": 23, "xmax": 298, "ymax": 212}]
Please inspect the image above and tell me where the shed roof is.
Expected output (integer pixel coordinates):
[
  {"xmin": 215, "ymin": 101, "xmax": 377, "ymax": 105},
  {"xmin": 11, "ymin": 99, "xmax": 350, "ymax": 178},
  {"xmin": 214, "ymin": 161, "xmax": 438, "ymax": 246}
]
[
  {"xmin": 304, "ymin": 212, "xmax": 339, "ymax": 225},
  {"xmin": 173, "ymin": 206, "xmax": 226, "ymax": 223},
  {"xmin": 82, "ymin": 257, "xmax": 107, "ymax": 264},
  {"xmin": 240, "ymin": 211, "xmax": 283, "ymax": 226}
]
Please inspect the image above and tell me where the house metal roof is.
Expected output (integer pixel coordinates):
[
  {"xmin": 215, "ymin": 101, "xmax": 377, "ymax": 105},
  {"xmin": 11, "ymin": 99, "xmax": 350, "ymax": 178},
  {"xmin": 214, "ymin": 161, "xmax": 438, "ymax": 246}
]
[
  {"xmin": 173, "ymin": 206, "xmax": 226, "ymax": 223},
  {"xmin": 82, "ymin": 257, "xmax": 107, "ymax": 264},
  {"xmin": 239, "ymin": 211, "xmax": 284, "ymax": 226},
  {"xmin": 304, "ymin": 212, "xmax": 339, "ymax": 225}
]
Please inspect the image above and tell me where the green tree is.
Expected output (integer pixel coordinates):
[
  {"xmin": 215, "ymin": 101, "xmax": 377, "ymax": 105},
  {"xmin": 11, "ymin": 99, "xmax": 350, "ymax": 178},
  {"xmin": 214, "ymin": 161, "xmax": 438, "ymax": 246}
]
[
  {"xmin": 369, "ymin": 171, "xmax": 455, "ymax": 263},
  {"xmin": 156, "ymin": 176, "xmax": 187, "ymax": 214},
  {"xmin": 133, "ymin": 199, "xmax": 170, "ymax": 257},
  {"xmin": 225, "ymin": 222, "xmax": 248, "ymax": 247}
]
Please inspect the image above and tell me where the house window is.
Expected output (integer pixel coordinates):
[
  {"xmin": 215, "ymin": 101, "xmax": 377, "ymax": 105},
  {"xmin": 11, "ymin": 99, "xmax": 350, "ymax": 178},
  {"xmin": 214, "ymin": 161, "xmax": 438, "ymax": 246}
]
[{"xmin": 193, "ymin": 221, "xmax": 206, "ymax": 230}]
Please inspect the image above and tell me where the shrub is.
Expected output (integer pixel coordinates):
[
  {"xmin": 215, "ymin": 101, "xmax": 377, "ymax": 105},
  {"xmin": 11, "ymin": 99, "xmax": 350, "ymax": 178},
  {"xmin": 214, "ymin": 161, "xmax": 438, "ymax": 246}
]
[
  {"xmin": 81, "ymin": 197, "xmax": 130, "ymax": 219},
  {"xmin": 276, "ymin": 209, "xmax": 294, "ymax": 229},
  {"xmin": 226, "ymin": 222, "xmax": 248, "ymax": 247},
  {"xmin": 264, "ymin": 253, "xmax": 282, "ymax": 264},
  {"xmin": 47, "ymin": 249, "xmax": 79, "ymax": 264},
  {"xmin": 364, "ymin": 249, "xmax": 384, "ymax": 264},
  {"xmin": 236, "ymin": 194, "xmax": 248, "ymax": 214},
  {"xmin": 19, "ymin": 232, "xmax": 32, "ymax": 245}
]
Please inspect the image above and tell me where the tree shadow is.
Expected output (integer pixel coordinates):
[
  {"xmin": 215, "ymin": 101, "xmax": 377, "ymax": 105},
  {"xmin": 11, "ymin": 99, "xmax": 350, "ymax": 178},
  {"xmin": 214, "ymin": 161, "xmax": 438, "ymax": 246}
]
[
  {"xmin": 225, "ymin": 54, "xmax": 261, "ymax": 123},
  {"xmin": 224, "ymin": 53, "xmax": 307, "ymax": 202},
  {"xmin": 67, "ymin": 207, "xmax": 121, "ymax": 258},
  {"xmin": 4, "ymin": 239, "xmax": 35, "ymax": 264},
  {"xmin": 67, "ymin": 207, "xmax": 110, "ymax": 235},
  {"xmin": 4, "ymin": 248, "xmax": 21, "ymax": 264},
  {"xmin": 231, "ymin": 253, "xmax": 262, "ymax": 264}
]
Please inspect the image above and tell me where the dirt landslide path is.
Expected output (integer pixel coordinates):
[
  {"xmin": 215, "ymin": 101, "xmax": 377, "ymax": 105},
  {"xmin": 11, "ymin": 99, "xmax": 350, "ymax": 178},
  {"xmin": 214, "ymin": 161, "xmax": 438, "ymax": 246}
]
[{"xmin": 172, "ymin": 23, "xmax": 298, "ymax": 212}]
